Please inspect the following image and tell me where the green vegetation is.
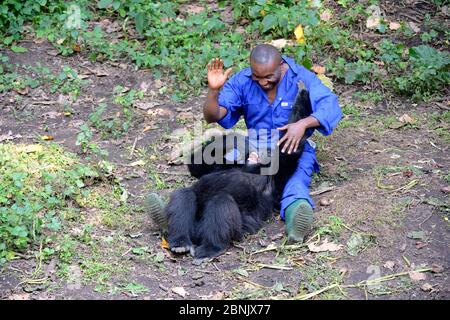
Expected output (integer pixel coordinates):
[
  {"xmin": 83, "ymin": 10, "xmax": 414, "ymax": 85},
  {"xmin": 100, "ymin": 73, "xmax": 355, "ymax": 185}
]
[
  {"xmin": 0, "ymin": 143, "xmax": 129, "ymax": 264},
  {"xmin": 1, "ymin": 1, "xmax": 448, "ymax": 100}
]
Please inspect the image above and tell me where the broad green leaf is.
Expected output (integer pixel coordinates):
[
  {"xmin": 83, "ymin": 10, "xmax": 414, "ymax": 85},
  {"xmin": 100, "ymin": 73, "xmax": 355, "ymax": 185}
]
[
  {"xmin": 262, "ymin": 14, "xmax": 277, "ymax": 33},
  {"xmin": 98, "ymin": 0, "xmax": 113, "ymax": 9},
  {"xmin": 11, "ymin": 45, "xmax": 28, "ymax": 53}
]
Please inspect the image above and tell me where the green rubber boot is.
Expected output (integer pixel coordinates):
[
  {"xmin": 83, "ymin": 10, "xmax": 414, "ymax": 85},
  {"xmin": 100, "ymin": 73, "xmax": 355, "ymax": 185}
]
[
  {"xmin": 285, "ymin": 199, "xmax": 313, "ymax": 243},
  {"xmin": 145, "ymin": 193, "xmax": 167, "ymax": 232}
]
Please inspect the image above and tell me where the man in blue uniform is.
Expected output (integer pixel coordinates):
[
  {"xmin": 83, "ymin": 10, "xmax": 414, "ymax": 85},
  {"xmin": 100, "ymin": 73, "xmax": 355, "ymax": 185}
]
[{"xmin": 204, "ymin": 44, "xmax": 342, "ymax": 242}]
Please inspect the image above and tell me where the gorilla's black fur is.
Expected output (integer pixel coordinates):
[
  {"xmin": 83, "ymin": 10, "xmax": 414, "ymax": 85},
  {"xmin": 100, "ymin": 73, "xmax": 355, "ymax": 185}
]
[{"xmin": 165, "ymin": 82, "xmax": 312, "ymax": 259}]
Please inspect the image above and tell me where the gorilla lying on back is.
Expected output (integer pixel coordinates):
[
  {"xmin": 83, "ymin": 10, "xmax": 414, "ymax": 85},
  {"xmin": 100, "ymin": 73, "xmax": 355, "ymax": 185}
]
[{"xmin": 157, "ymin": 81, "xmax": 312, "ymax": 259}]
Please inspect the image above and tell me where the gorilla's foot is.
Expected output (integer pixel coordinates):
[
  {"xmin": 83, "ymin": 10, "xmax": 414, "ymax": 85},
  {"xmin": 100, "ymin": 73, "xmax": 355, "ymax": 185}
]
[
  {"xmin": 146, "ymin": 193, "xmax": 167, "ymax": 232},
  {"xmin": 170, "ymin": 245, "xmax": 193, "ymax": 254},
  {"xmin": 193, "ymin": 244, "xmax": 226, "ymax": 259},
  {"xmin": 285, "ymin": 199, "xmax": 313, "ymax": 243}
]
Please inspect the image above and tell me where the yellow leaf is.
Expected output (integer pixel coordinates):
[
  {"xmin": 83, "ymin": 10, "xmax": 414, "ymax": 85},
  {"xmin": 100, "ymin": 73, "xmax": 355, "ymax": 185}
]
[
  {"xmin": 20, "ymin": 145, "xmax": 44, "ymax": 153},
  {"xmin": 317, "ymin": 74, "xmax": 334, "ymax": 91},
  {"xmin": 161, "ymin": 237, "xmax": 170, "ymax": 249},
  {"xmin": 260, "ymin": 9, "xmax": 266, "ymax": 16},
  {"xmin": 311, "ymin": 64, "xmax": 326, "ymax": 74},
  {"xmin": 129, "ymin": 160, "xmax": 146, "ymax": 167},
  {"xmin": 41, "ymin": 135, "xmax": 54, "ymax": 141},
  {"xmin": 294, "ymin": 24, "xmax": 305, "ymax": 44}
]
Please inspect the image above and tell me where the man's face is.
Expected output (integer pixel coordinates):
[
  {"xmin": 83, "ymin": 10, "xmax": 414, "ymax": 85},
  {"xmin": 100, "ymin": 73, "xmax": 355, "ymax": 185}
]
[{"xmin": 250, "ymin": 59, "xmax": 282, "ymax": 91}]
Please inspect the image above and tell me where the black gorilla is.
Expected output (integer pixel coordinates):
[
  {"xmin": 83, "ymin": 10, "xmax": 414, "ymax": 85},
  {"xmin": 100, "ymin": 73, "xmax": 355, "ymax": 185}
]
[{"xmin": 165, "ymin": 81, "xmax": 312, "ymax": 259}]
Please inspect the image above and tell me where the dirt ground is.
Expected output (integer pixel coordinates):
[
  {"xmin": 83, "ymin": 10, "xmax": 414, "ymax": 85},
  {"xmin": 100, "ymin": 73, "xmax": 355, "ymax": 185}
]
[{"xmin": 0, "ymin": 36, "xmax": 448, "ymax": 300}]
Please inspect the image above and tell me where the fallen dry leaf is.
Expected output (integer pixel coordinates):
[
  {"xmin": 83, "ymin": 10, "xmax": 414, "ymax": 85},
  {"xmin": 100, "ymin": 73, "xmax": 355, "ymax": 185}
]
[
  {"xmin": 15, "ymin": 86, "xmax": 30, "ymax": 95},
  {"xmin": 389, "ymin": 21, "xmax": 401, "ymax": 30},
  {"xmin": 415, "ymin": 241, "xmax": 427, "ymax": 249},
  {"xmin": 129, "ymin": 160, "xmax": 146, "ymax": 167},
  {"xmin": 211, "ymin": 291, "xmax": 225, "ymax": 300},
  {"xmin": 182, "ymin": 4, "xmax": 205, "ymax": 14},
  {"xmin": 431, "ymin": 264, "xmax": 444, "ymax": 273},
  {"xmin": 440, "ymin": 186, "xmax": 450, "ymax": 194},
  {"xmin": 147, "ymin": 108, "xmax": 174, "ymax": 117},
  {"xmin": 308, "ymin": 238, "xmax": 343, "ymax": 253},
  {"xmin": 311, "ymin": 64, "xmax": 326, "ymax": 74},
  {"xmin": 8, "ymin": 293, "xmax": 30, "ymax": 300},
  {"xmin": 339, "ymin": 268, "xmax": 348, "ymax": 276},
  {"xmin": 408, "ymin": 271, "xmax": 426, "ymax": 282},
  {"xmin": 41, "ymin": 111, "xmax": 61, "ymax": 119},
  {"xmin": 320, "ymin": 10, "xmax": 332, "ymax": 22},
  {"xmin": 177, "ymin": 112, "xmax": 193, "ymax": 122},
  {"xmin": 41, "ymin": 135, "xmax": 54, "ymax": 141},
  {"xmin": 266, "ymin": 39, "xmax": 294, "ymax": 49},
  {"xmin": 366, "ymin": 16, "xmax": 381, "ymax": 29},
  {"xmin": 142, "ymin": 124, "xmax": 158, "ymax": 133},
  {"xmin": 89, "ymin": 68, "xmax": 109, "ymax": 77},
  {"xmin": 408, "ymin": 21, "xmax": 420, "ymax": 33},
  {"xmin": 384, "ymin": 261, "xmax": 395, "ymax": 270},
  {"xmin": 366, "ymin": 4, "xmax": 382, "ymax": 29},
  {"xmin": 47, "ymin": 50, "xmax": 59, "ymax": 56},
  {"xmin": 72, "ymin": 44, "xmax": 81, "ymax": 52},
  {"xmin": 20, "ymin": 144, "xmax": 44, "ymax": 153},
  {"xmin": 398, "ymin": 113, "xmax": 414, "ymax": 124},
  {"xmin": 0, "ymin": 131, "xmax": 22, "ymax": 142},
  {"xmin": 403, "ymin": 169, "xmax": 413, "ymax": 178},
  {"xmin": 154, "ymin": 79, "xmax": 164, "ymax": 89},
  {"xmin": 161, "ymin": 237, "xmax": 170, "ymax": 250},
  {"xmin": 171, "ymin": 286, "xmax": 188, "ymax": 298},
  {"xmin": 421, "ymin": 283, "xmax": 433, "ymax": 292}
]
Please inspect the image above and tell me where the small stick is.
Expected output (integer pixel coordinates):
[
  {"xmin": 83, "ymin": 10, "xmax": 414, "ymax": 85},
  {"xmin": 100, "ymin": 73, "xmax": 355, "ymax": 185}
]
[
  {"xmin": 121, "ymin": 247, "xmax": 132, "ymax": 257},
  {"xmin": 310, "ymin": 186, "xmax": 336, "ymax": 196},
  {"xmin": 156, "ymin": 171, "xmax": 191, "ymax": 176},
  {"xmin": 129, "ymin": 137, "xmax": 138, "ymax": 158},
  {"xmin": 257, "ymin": 264, "xmax": 293, "ymax": 271},
  {"xmin": 236, "ymin": 276, "xmax": 268, "ymax": 289},
  {"xmin": 294, "ymin": 268, "xmax": 431, "ymax": 300}
]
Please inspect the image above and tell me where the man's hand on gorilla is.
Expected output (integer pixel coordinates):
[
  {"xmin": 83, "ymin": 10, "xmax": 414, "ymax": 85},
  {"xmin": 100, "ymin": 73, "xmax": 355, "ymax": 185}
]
[
  {"xmin": 278, "ymin": 115, "xmax": 321, "ymax": 154},
  {"xmin": 277, "ymin": 120, "xmax": 307, "ymax": 154}
]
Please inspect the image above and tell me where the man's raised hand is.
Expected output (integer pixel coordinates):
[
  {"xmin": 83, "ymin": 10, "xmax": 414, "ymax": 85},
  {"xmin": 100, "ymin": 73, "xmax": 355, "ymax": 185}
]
[{"xmin": 207, "ymin": 58, "xmax": 233, "ymax": 90}]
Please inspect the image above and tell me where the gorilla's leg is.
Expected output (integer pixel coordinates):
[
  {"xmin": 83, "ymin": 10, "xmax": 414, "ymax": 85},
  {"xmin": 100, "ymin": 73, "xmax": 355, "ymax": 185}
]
[
  {"xmin": 240, "ymin": 193, "xmax": 273, "ymax": 234},
  {"xmin": 193, "ymin": 193, "xmax": 243, "ymax": 259},
  {"xmin": 165, "ymin": 188, "xmax": 197, "ymax": 253}
]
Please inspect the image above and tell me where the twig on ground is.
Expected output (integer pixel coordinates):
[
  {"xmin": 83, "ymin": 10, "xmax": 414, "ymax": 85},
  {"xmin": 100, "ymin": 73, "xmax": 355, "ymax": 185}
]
[
  {"xmin": 257, "ymin": 264, "xmax": 293, "ymax": 271},
  {"xmin": 156, "ymin": 171, "xmax": 191, "ymax": 176},
  {"xmin": 236, "ymin": 276, "xmax": 268, "ymax": 289},
  {"xmin": 310, "ymin": 186, "xmax": 336, "ymax": 196},
  {"xmin": 293, "ymin": 268, "xmax": 431, "ymax": 300},
  {"xmin": 129, "ymin": 137, "xmax": 138, "ymax": 158}
]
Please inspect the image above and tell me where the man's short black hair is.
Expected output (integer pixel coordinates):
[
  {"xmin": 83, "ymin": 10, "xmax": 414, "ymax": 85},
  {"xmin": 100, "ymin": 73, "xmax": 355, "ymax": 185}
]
[{"xmin": 250, "ymin": 44, "xmax": 281, "ymax": 65}]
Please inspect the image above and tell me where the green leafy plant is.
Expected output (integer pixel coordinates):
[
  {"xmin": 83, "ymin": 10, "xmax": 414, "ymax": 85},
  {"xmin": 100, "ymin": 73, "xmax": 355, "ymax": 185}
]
[
  {"xmin": 0, "ymin": 144, "xmax": 102, "ymax": 263},
  {"xmin": 395, "ymin": 45, "xmax": 450, "ymax": 100}
]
